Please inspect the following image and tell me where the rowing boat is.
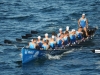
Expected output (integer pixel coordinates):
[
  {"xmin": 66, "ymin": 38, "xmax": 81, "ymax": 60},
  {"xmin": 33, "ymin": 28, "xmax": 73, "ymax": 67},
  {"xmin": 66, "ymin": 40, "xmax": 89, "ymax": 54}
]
[
  {"xmin": 21, "ymin": 48, "xmax": 69, "ymax": 64},
  {"xmin": 21, "ymin": 27, "xmax": 97, "ymax": 64}
]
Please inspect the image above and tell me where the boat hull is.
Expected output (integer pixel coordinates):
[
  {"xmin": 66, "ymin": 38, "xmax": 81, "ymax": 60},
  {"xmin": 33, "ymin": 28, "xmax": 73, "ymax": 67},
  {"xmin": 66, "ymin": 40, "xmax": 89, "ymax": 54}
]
[{"xmin": 21, "ymin": 48, "xmax": 68, "ymax": 64}]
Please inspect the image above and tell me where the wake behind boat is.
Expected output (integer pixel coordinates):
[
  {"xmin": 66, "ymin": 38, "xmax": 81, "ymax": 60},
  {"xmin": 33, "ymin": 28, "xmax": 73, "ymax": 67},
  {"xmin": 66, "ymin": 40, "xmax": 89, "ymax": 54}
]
[{"xmin": 21, "ymin": 26, "xmax": 97, "ymax": 64}]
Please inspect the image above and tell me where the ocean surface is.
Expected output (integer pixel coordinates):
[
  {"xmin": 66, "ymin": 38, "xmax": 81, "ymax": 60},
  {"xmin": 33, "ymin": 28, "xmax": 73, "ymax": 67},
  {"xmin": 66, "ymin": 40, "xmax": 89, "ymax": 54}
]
[{"xmin": 0, "ymin": 0, "xmax": 100, "ymax": 75}]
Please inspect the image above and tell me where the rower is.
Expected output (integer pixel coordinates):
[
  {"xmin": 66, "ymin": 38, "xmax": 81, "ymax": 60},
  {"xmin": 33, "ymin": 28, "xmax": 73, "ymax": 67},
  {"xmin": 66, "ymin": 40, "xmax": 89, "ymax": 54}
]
[
  {"xmin": 37, "ymin": 36, "xmax": 43, "ymax": 48},
  {"xmin": 76, "ymin": 27, "xmax": 83, "ymax": 43},
  {"xmin": 43, "ymin": 33, "xmax": 50, "ymax": 42},
  {"xmin": 52, "ymin": 31, "xmax": 57, "ymax": 41},
  {"xmin": 70, "ymin": 29, "xmax": 76, "ymax": 45},
  {"xmin": 76, "ymin": 27, "xmax": 83, "ymax": 40},
  {"xmin": 56, "ymin": 33, "xmax": 64, "ymax": 47},
  {"xmin": 42, "ymin": 40, "xmax": 49, "ymax": 50},
  {"xmin": 78, "ymin": 13, "xmax": 88, "ymax": 36},
  {"xmin": 29, "ymin": 39, "xmax": 37, "ymax": 49},
  {"xmin": 63, "ymin": 31, "xmax": 69, "ymax": 45},
  {"xmin": 49, "ymin": 35, "xmax": 56, "ymax": 49},
  {"xmin": 57, "ymin": 28, "xmax": 63, "ymax": 37}
]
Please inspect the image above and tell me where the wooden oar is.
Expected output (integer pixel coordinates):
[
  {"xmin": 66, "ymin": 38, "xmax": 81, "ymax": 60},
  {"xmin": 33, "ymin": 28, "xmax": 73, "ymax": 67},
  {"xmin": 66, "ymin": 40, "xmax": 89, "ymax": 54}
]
[
  {"xmin": 91, "ymin": 49, "xmax": 100, "ymax": 53},
  {"xmin": 4, "ymin": 39, "xmax": 12, "ymax": 44},
  {"xmin": 16, "ymin": 38, "xmax": 22, "ymax": 42},
  {"xmin": 21, "ymin": 35, "xmax": 28, "ymax": 39},
  {"xmin": 31, "ymin": 30, "xmax": 38, "ymax": 34},
  {"xmin": 25, "ymin": 34, "xmax": 32, "ymax": 37}
]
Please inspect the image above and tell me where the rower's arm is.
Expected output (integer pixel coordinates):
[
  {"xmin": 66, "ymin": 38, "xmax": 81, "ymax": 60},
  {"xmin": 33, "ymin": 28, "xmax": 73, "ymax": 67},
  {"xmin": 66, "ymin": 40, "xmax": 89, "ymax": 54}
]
[
  {"xmin": 86, "ymin": 19, "xmax": 88, "ymax": 28},
  {"xmin": 47, "ymin": 45, "xmax": 49, "ymax": 50},
  {"xmin": 78, "ymin": 19, "xmax": 81, "ymax": 27}
]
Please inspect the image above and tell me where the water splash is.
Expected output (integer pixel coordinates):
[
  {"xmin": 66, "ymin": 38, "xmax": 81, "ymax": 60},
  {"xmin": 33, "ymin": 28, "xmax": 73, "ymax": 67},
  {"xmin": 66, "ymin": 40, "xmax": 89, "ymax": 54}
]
[
  {"xmin": 46, "ymin": 49, "xmax": 75, "ymax": 60},
  {"xmin": 46, "ymin": 54, "xmax": 62, "ymax": 60}
]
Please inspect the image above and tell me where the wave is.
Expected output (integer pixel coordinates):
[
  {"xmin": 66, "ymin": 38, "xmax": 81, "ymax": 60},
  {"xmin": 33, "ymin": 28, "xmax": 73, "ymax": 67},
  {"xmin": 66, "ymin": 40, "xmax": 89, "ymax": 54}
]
[
  {"xmin": 40, "ymin": 6, "xmax": 59, "ymax": 13},
  {"xmin": 0, "ymin": 14, "xmax": 35, "ymax": 21}
]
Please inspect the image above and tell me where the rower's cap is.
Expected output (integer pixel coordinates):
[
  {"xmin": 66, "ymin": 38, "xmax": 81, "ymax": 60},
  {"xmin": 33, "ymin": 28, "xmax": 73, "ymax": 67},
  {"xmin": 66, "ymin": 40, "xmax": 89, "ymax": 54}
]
[
  {"xmin": 66, "ymin": 26, "xmax": 69, "ymax": 31},
  {"xmin": 72, "ymin": 29, "xmax": 76, "ymax": 32},
  {"xmin": 37, "ymin": 36, "xmax": 41, "ymax": 39},
  {"xmin": 45, "ymin": 33, "xmax": 48, "ymax": 36},
  {"xmin": 82, "ymin": 13, "xmax": 85, "ymax": 16},
  {"xmin": 52, "ymin": 35, "xmax": 55, "ymax": 39},
  {"xmin": 59, "ymin": 28, "xmax": 62, "ymax": 31},
  {"xmin": 31, "ymin": 39, "xmax": 33, "ymax": 42}
]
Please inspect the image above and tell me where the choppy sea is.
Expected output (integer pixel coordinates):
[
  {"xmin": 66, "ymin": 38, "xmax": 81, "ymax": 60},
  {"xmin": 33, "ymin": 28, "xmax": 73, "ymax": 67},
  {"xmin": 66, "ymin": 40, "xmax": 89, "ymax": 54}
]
[{"xmin": 0, "ymin": 0, "xmax": 100, "ymax": 75}]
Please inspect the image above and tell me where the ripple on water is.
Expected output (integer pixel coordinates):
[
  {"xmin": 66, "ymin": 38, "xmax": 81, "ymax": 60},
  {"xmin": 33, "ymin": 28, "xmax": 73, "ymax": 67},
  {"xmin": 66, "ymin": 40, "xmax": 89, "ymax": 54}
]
[{"xmin": 0, "ymin": 0, "xmax": 100, "ymax": 75}]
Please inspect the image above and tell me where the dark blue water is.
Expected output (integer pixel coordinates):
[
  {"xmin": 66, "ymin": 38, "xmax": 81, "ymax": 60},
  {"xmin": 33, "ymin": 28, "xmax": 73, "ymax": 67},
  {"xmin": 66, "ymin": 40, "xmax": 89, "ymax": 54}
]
[{"xmin": 0, "ymin": 0, "xmax": 100, "ymax": 75}]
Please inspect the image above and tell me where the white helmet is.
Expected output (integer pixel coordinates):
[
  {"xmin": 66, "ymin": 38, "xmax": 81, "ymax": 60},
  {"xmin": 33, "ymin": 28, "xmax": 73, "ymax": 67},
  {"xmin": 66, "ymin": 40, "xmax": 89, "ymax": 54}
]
[
  {"xmin": 52, "ymin": 35, "xmax": 55, "ymax": 39},
  {"xmin": 37, "ymin": 36, "xmax": 41, "ymax": 39},
  {"xmin": 82, "ymin": 13, "xmax": 85, "ymax": 16},
  {"xmin": 66, "ymin": 26, "xmax": 69, "ymax": 31},
  {"xmin": 72, "ymin": 29, "xmax": 76, "ymax": 32},
  {"xmin": 59, "ymin": 28, "xmax": 62, "ymax": 31},
  {"xmin": 31, "ymin": 39, "xmax": 33, "ymax": 42},
  {"xmin": 45, "ymin": 33, "xmax": 48, "ymax": 36}
]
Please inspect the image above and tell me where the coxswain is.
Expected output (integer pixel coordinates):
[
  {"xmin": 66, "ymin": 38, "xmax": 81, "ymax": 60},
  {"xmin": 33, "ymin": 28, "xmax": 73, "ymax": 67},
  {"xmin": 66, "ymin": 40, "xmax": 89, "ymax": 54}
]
[{"xmin": 78, "ymin": 13, "xmax": 88, "ymax": 36}]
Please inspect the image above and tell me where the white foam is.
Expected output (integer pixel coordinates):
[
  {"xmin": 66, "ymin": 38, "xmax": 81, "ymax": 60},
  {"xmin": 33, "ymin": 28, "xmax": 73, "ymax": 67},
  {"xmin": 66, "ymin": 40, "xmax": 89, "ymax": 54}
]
[
  {"xmin": 46, "ymin": 49, "xmax": 75, "ymax": 60},
  {"xmin": 63, "ymin": 49, "xmax": 75, "ymax": 54},
  {"xmin": 47, "ymin": 54, "xmax": 62, "ymax": 60}
]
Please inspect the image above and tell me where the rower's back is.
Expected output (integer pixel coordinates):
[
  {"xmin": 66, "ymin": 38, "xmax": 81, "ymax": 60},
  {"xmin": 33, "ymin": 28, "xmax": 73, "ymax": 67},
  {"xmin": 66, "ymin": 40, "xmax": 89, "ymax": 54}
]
[
  {"xmin": 29, "ymin": 39, "xmax": 36, "ymax": 49},
  {"xmin": 42, "ymin": 40, "xmax": 49, "ymax": 50},
  {"xmin": 49, "ymin": 36, "xmax": 56, "ymax": 49},
  {"xmin": 63, "ymin": 31, "xmax": 70, "ymax": 45}
]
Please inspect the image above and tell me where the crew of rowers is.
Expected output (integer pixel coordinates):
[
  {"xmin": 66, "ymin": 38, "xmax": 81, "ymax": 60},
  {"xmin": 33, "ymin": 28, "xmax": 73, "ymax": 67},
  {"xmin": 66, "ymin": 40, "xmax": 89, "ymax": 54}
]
[{"xmin": 29, "ymin": 26, "xmax": 86, "ymax": 50}]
